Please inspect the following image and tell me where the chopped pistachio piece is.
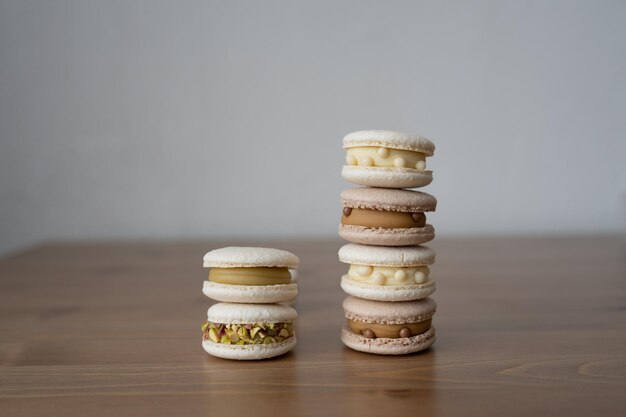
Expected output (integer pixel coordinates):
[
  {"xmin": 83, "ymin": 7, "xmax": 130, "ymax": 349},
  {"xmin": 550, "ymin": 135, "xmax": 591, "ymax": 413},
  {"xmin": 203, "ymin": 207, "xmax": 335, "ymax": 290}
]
[
  {"xmin": 227, "ymin": 330, "xmax": 240, "ymax": 343},
  {"xmin": 208, "ymin": 328, "xmax": 219, "ymax": 343}
]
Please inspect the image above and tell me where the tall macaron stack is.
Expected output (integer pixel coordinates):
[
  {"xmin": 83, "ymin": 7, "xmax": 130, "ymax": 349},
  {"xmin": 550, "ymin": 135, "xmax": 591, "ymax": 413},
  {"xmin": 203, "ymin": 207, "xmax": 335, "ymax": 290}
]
[
  {"xmin": 201, "ymin": 247, "xmax": 299, "ymax": 360},
  {"xmin": 338, "ymin": 130, "xmax": 438, "ymax": 355}
]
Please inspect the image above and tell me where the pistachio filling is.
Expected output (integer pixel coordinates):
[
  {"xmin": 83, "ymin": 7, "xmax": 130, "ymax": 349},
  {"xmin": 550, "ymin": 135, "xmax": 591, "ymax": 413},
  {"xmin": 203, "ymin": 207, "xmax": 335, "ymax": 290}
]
[
  {"xmin": 347, "ymin": 264, "xmax": 430, "ymax": 286},
  {"xmin": 345, "ymin": 147, "xmax": 426, "ymax": 170},
  {"xmin": 201, "ymin": 321, "xmax": 294, "ymax": 345},
  {"xmin": 347, "ymin": 319, "xmax": 432, "ymax": 339},
  {"xmin": 208, "ymin": 267, "xmax": 292, "ymax": 285},
  {"xmin": 342, "ymin": 207, "xmax": 426, "ymax": 228}
]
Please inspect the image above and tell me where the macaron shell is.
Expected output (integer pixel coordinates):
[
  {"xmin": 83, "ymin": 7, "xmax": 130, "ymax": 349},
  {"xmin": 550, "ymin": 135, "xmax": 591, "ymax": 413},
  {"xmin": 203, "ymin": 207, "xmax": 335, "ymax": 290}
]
[
  {"xmin": 338, "ymin": 243, "xmax": 435, "ymax": 267},
  {"xmin": 341, "ymin": 187, "xmax": 437, "ymax": 212},
  {"xmin": 203, "ymin": 247, "xmax": 299, "ymax": 268},
  {"xmin": 203, "ymin": 281, "xmax": 298, "ymax": 304},
  {"xmin": 342, "ymin": 295, "xmax": 436, "ymax": 324},
  {"xmin": 342, "ymin": 166, "xmax": 433, "ymax": 189},
  {"xmin": 343, "ymin": 130, "xmax": 435, "ymax": 156},
  {"xmin": 202, "ymin": 337, "xmax": 296, "ymax": 360},
  {"xmin": 339, "ymin": 224, "xmax": 435, "ymax": 246},
  {"xmin": 207, "ymin": 302, "xmax": 297, "ymax": 323},
  {"xmin": 341, "ymin": 275, "xmax": 436, "ymax": 301},
  {"xmin": 341, "ymin": 327, "xmax": 435, "ymax": 355}
]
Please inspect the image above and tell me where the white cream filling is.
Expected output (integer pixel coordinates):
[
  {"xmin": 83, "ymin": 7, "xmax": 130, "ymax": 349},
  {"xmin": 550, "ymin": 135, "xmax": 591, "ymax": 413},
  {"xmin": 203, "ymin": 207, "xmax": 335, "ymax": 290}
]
[
  {"xmin": 345, "ymin": 147, "xmax": 426, "ymax": 170},
  {"xmin": 347, "ymin": 264, "xmax": 430, "ymax": 286}
]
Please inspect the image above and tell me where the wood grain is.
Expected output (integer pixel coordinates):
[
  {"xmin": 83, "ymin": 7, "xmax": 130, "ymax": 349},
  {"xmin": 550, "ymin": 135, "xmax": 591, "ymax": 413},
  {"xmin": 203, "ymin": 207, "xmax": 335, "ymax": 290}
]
[{"xmin": 0, "ymin": 236, "xmax": 625, "ymax": 416}]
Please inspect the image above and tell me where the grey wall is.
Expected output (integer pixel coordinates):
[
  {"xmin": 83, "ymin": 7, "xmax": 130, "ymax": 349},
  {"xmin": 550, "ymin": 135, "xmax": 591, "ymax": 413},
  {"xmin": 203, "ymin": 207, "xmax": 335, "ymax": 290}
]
[{"xmin": 1, "ymin": 0, "xmax": 625, "ymax": 256}]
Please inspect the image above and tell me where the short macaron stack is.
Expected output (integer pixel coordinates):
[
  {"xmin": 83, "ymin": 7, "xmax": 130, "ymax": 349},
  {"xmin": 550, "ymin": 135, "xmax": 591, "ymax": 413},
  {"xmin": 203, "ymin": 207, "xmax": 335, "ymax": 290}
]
[
  {"xmin": 201, "ymin": 247, "xmax": 299, "ymax": 360},
  {"xmin": 338, "ymin": 130, "xmax": 438, "ymax": 355}
]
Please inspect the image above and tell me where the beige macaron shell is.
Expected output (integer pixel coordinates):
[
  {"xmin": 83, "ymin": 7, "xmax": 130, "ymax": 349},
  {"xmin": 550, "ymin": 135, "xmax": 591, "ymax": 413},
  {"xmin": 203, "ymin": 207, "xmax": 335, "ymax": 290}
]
[
  {"xmin": 341, "ymin": 187, "xmax": 437, "ymax": 212},
  {"xmin": 339, "ymin": 224, "xmax": 435, "ymax": 246},
  {"xmin": 342, "ymin": 295, "xmax": 436, "ymax": 324},
  {"xmin": 341, "ymin": 327, "xmax": 435, "ymax": 355},
  {"xmin": 340, "ymin": 275, "xmax": 436, "ymax": 301},
  {"xmin": 338, "ymin": 243, "xmax": 435, "ymax": 267},
  {"xmin": 203, "ymin": 247, "xmax": 299, "ymax": 268},
  {"xmin": 343, "ymin": 130, "xmax": 435, "ymax": 156},
  {"xmin": 203, "ymin": 281, "xmax": 298, "ymax": 304},
  {"xmin": 342, "ymin": 165, "xmax": 433, "ymax": 189}
]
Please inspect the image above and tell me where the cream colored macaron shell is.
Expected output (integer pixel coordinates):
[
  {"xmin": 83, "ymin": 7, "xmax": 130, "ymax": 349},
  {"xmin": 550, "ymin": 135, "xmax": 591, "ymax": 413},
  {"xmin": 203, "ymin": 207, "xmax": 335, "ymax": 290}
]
[
  {"xmin": 202, "ymin": 281, "xmax": 297, "ymax": 304},
  {"xmin": 338, "ymin": 243, "xmax": 435, "ymax": 267},
  {"xmin": 203, "ymin": 247, "xmax": 299, "ymax": 268}
]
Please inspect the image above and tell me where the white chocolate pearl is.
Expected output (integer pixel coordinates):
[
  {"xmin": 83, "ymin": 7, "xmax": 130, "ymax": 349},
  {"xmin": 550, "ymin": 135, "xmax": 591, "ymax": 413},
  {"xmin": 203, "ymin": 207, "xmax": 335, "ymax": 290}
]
[
  {"xmin": 371, "ymin": 272, "xmax": 386, "ymax": 285},
  {"xmin": 346, "ymin": 155, "xmax": 357, "ymax": 165},
  {"xmin": 414, "ymin": 270, "xmax": 427, "ymax": 284},
  {"xmin": 357, "ymin": 265, "xmax": 372, "ymax": 276},
  {"xmin": 394, "ymin": 269, "xmax": 408, "ymax": 282},
  {"xmin": 361, "ymin": 156, "xmax": 374, "ymax": 166},
  {"xmin": 415, "ymin": 160, "xmax": 426, "ymax": 170},
  {"xmin": 377, "ymin": 147, "xmax": 389, "ymax": 158},
  {"xmin": 394, "ymin": 157, "xmax": 406, "ymax": 167}
]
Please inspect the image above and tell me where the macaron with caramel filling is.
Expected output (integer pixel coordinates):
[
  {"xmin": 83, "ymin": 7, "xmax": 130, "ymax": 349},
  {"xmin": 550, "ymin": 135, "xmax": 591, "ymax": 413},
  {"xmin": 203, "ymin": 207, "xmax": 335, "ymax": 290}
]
[
  {"xmin": 202, "ymin": 303, "xmax": 297, "ymax": 360},
  {"xmin": 342, "ymin": 130, "xmax": 435, "ymax": 189},
  {"xmin": 203, "ymin": 247, "xmax": 298, "ymax": 303},
  {"xmin": 341, "ymin": 296, "xmax": 436, "ymax": 355},
  {"xmin": 338, "ymin": 243, "xmax": 435, "ymax": 301},
  {"xmin": 340, "ymin": 187, "xmax": 436, "ymax": 246}
]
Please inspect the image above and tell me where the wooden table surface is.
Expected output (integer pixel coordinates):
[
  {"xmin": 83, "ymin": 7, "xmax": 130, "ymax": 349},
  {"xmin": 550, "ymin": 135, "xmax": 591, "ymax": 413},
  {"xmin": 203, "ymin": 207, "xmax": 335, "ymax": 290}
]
[{"xmin": 0, "ymin": 236, "xmax": 625, "ymax": 416}]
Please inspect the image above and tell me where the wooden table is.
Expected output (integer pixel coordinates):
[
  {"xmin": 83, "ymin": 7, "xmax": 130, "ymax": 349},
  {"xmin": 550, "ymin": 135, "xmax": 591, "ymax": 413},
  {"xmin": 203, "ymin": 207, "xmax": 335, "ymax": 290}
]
[{"xmin": 0, "ymin": 237, "xmax": 624, "ymax": 416}]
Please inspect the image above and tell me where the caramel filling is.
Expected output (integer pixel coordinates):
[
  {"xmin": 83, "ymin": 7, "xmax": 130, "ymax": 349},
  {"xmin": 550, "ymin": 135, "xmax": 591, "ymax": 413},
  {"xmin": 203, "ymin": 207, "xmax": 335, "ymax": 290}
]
[
  {"xmin": 208, "ymin": 267, "xmax": 291, "ymax": 285},
  {"xmin": 346, "ymin": 147, "xmax": 426, "ymax": 170},
  {"xmin": 348, "ymin": 319, "xmax": 432, "ymax": 338},
  {"xmin": 342, "ymin": 208, "xmax": 426, "ymax": 228}
]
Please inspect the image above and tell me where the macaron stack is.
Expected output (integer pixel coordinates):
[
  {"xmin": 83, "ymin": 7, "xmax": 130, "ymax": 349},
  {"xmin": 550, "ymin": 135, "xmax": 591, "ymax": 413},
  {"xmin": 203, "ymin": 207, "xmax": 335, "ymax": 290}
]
[
  {"xmin": 201, "ymin": 247, "xmax": 299, "ymax": 360},
  {"xmin": 338, "ymin": 130, "xmax": 438, "ymax": 355}
]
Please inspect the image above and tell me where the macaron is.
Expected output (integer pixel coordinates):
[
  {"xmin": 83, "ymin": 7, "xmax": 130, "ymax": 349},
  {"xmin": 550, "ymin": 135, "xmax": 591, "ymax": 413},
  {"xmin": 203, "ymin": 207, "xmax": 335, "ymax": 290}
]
[
  {"xmin": 338, "ymin": 243, "xmax": 436, "ymax": 301},
  {"xmin": 202, "ymin": 303, "xmax": 297, "ymax": 360},
  {"xmin": 339, "ymin": 187, "xmax": 436, "ymax": 246},
  {"xmin": 341, "ymin": 296, "xmax": 436, "ymax": 355},
  {"xmin": 203, "ymin": 247, "xmax": 299, "ymax": 303},
  {"xmin": 342, "ymin": 130, "xmax": 435, "ymax": 189}
]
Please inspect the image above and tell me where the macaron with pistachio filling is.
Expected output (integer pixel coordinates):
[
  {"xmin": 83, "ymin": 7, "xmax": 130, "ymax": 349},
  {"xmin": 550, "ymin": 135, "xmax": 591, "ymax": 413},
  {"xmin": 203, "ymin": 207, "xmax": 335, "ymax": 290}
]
[
  {"xmin": 202, "ymin": 303, "xmax": 297, "ymax": 360},
  {"xmin": 342, "ymin": 130, "xmax": 435, "ymax": 189},
  {"xmin": 340, "ymin": 187, "xmax": 436, "ymax": 246},
  {"xmin": 203, "ymin": 247, "xmax": 298, "ymax": 303},
  {"xmin": 341, "ymin": 296, "xmax": 436, "ymax": 355},
  {"xmin": 339, "ymin": 243, "xmax": 435, "ymax": 301}
]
